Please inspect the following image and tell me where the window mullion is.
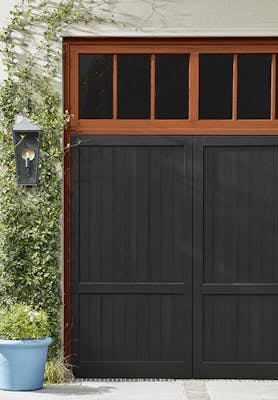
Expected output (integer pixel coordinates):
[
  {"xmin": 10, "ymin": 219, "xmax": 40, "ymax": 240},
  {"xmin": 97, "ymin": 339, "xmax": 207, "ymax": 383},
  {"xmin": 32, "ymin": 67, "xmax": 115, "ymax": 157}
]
[
  {"xmin": 150, "ymin": 54, "xmax": 155, "ymax": 120},
  {"xmin": 232, "ymin": 54, "xmax": 238, "ymax": 120},
  {"xmin": 271, "ymin": 54, "xmax": 276, "ymax": 120},
  {"xmin": 189, "ymin": 52, "xmax": 199, "ymax": 121},
  {"xmin": 113, "ymin": 54, "xmax": 118, "ymax": 119}
]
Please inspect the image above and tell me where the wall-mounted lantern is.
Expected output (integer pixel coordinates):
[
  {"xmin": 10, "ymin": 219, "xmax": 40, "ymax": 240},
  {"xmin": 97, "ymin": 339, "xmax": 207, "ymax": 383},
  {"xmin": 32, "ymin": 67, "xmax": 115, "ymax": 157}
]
[{"xmin": 12, "ymin": 118, "xmax": 42, "ymax": 186}]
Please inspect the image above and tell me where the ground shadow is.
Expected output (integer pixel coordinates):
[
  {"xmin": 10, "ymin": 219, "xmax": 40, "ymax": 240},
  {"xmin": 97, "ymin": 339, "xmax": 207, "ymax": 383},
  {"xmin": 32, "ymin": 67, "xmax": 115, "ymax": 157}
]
[{"xmin": 38, "ymin": 384, "xmax": 117, "ymax": 396}]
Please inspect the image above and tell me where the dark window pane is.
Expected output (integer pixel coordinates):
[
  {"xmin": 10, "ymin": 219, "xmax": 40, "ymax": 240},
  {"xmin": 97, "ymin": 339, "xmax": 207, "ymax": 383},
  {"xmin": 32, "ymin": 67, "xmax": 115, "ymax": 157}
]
[
  {"xmin": 155, "ymin": 55, "xmax": 189, "ymax": 119},
  {"xmin": 276, "ymin": 55, "xmax": 278, "ymax": 119},
  {"xmin": 238, "ymin": 54, "xmax": 271, "ymax": 119},
  {"xmin": 199, "ymin": 54, "xmax": 233, "ymax": 119},
  {"xmin": 79, "ymin": 54, "xmax": 113, "ymax": 119},
  {"xmin": 118, "ymin": 55, "xmax": 150, "ymax": 119}
]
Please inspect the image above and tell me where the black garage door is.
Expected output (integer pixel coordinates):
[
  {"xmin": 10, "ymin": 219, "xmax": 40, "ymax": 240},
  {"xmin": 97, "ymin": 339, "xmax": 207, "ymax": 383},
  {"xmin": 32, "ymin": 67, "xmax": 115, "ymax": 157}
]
[
  {"xmin": 71, "ymin": 136, "xmax": 193, "ymax": 378},
  {"xmin": 70, "ymin": 135, "xmax": 278, "ymax": 379}
]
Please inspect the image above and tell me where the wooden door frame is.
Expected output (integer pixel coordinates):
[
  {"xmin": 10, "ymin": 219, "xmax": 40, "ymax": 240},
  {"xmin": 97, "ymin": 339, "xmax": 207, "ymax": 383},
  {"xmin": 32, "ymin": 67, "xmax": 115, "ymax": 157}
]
[{"xmin": 63, "ymin": 37, "xmax": 278, "ymax": 359}]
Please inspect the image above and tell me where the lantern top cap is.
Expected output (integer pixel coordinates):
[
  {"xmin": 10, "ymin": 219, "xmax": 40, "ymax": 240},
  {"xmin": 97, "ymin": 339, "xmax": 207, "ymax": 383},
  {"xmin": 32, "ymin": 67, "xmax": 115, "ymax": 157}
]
[{"xmin": 12, "ymin": 118, "xmax": 41, "ymax": 133}]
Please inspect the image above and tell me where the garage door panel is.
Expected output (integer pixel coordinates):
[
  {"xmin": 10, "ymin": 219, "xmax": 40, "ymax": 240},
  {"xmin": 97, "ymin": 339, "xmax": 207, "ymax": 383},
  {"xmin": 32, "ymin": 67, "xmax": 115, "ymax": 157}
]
[
  {"xmin": 77, "ymin": 144, "xmax": 187, "ymax": 284},
  {"xmin": 204, "ymin": 144, "xmax": 278, "ymax": 284},
  {"xmin": 71, "ymin": 136, "xmax": 192, "ymax": 378},
  {"xmin": 73, "ymin": 135, "xmax": 278, "ymax": 378},
  {"xmin": 77, "ymin": 293, "xmax": 187, "ymax": 361},
  {"xmin": 194, "ymin": 136, "xmax": 278, "ymax": 378},
  {"xmin": 203, "ymin": 294, "xmax": 278, "ymax": 362}
]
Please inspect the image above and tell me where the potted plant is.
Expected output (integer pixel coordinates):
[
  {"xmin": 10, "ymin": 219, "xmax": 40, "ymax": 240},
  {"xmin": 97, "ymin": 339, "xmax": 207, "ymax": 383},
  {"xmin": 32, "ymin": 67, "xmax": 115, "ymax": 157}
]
[{"xmin": 0, "ymin": 303, "xmax": 52, "ymax": 391}]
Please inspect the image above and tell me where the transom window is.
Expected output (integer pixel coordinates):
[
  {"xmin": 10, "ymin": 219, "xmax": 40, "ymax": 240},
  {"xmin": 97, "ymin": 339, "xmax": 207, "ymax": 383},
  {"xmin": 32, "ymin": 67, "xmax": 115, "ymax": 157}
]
[
  {"xmin": 64, "ymin": 39, "xmax": 278, "ymax": 134},
  {"xmin": 79, "ymin": 52, "xmax": 275, "ymax": 120}
]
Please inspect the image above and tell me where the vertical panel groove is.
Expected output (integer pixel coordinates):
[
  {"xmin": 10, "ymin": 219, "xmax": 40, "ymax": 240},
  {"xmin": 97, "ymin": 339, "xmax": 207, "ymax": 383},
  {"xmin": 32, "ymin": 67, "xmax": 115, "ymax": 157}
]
[
  {"xmin": 100, "ymin": 148, "xmax": 103, "ymax": 281},
  {"xmin": 147, "ymin": 148, "xmax": 151, "ymax": 282}
]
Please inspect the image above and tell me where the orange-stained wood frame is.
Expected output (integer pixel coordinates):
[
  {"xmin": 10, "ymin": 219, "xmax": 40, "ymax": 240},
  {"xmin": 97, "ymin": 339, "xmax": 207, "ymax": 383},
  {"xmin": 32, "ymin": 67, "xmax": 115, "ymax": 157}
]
[
  {"xmin": 64, "ymin": 37, "xmax": 278, "ymax": 135},
  {"xmin": 63, "ymin": 37, "xmax": 278, "ymax": 358}
]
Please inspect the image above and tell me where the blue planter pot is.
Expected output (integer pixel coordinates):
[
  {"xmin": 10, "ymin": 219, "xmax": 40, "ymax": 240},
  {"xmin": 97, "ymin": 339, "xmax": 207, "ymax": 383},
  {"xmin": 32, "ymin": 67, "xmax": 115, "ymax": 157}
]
[{"xmin": 0, "ymin": 337, "xmax": 52, "ymax": 391}]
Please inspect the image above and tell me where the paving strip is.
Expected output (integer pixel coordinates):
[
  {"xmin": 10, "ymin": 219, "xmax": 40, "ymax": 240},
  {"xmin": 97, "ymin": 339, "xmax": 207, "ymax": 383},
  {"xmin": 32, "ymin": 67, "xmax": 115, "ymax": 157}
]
[{"xmin": 183, "ymin": 380, "xmax": 210, "ymax": 400}]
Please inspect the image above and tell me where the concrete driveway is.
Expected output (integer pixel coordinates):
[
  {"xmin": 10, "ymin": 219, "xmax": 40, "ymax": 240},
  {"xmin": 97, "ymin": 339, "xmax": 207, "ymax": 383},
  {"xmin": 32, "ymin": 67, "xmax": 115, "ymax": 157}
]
[{"xmin": 1, "ymin": 380, "xmax": 278, "ymax": 400}]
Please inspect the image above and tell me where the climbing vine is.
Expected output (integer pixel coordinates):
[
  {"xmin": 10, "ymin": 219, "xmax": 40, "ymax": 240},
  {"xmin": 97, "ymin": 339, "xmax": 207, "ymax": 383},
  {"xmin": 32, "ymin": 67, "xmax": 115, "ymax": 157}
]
[{"xmin": 0, "ymin": 0, "xmax": 115, "ymax": 357}]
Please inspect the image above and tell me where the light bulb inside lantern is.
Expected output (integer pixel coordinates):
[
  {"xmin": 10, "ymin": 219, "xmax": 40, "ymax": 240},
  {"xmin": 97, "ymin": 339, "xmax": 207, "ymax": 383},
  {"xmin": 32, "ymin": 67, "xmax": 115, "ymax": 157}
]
[{"xmin": 21, "ymin": 148, "xmax": 35, "ymax": 161}]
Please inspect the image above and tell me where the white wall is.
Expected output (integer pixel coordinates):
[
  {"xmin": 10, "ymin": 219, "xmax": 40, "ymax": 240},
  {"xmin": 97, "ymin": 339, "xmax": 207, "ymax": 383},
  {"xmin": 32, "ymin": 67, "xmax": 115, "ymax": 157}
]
[
  {"xmin": 0, "ymin": 0, "xmax": 17, "ymax": 26},
  {"xmin": 0, "ymin": 0, "xmax": 18, "ymax": 79},
  {"xmin": 1, "ymin": 0, "xmax": 278, "ymax": 38},
  {"xmin": 1, "ymin": 0, "xmax": 278, "ymax": 83},
  {"xmin": 63, "ymin": 0, "xmax": 278, "ymax": 37}
]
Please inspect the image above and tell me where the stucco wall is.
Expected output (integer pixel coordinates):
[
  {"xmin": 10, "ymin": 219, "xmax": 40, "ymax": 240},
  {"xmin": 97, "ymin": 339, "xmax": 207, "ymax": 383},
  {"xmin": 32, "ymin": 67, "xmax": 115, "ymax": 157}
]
[
  {"xmin": 0, "ymin": 0, "xmax": 17, "ymax": 26},
  {"xmin": 3, "ymin": 0, "xmax": 278, "ymax": 37},
  {"xmin": 0, "ymin": 0, "xmax": 278, "ymax": 82},
  {"xmin": 0, "ymin": 0, "xmax": 17, "ymax": 79},
  {"xmin": 63, "ymin": 0, "xmax": 278, "ymax": 37}
]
